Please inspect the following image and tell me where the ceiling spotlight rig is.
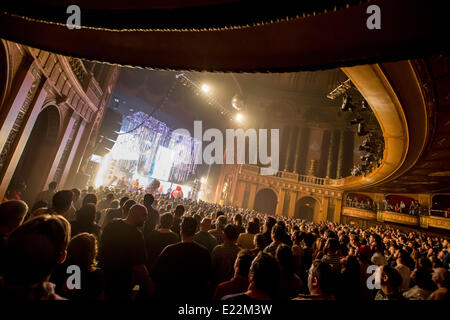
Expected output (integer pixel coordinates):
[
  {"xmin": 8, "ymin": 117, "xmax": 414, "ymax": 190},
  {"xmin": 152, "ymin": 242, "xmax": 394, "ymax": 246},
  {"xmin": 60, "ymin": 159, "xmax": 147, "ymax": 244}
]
[
  {"xmin": 176, "ymin": 73, "xmax": 246, "ymax": 123},
  {"xmin": 352, "ymin": 132, "xmax": 385, "ymax": 177},
  {"xmin": 176, "ymin": 73, "xmax": 233, "ymax": 118},
  {"xmin": 326, "ymin": 79, "xmax": 353, "ymax": 100}
]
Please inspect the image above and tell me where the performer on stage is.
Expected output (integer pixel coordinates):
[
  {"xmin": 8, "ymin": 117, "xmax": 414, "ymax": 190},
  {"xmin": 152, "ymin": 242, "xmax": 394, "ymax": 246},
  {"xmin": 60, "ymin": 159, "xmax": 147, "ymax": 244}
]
[{"xmin": 171, "ymin": 185, "xmax": 183, "ymax": 199}]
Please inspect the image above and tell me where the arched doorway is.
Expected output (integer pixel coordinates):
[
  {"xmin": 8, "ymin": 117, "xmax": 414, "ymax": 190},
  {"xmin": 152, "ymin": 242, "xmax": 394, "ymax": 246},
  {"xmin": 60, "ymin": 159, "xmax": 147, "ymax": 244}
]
[
  {"xmin": 8, "ymin": 105, "xmax": 60, "ymax": 203},
  {"xmin": 254, "ymin": 188, "xmax": 277, "ymax": 215},
  {"xmin": 295, "ymin": 196, "xmax": 317, "ymax": 221}
]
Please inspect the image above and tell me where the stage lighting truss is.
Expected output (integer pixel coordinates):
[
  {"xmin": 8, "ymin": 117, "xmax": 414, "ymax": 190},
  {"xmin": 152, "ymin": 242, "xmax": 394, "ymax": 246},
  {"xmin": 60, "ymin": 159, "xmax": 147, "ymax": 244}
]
[
  {"xmin": 176, "ymin": 73, "xmax": 233, "ymax": 118},
  {"xmin": 341, "ymin": 93, "xmax": 353, "ymax": 112},
  {"xmin": 327, "ymin": 78, "xmax": 353, "ymax": 100}
]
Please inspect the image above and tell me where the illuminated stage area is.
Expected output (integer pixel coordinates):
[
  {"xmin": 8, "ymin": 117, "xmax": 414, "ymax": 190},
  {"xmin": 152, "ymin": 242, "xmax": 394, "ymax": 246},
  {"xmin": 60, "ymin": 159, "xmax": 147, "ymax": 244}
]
[
  {"xmin": 92, "ymin": 111, "xmax": 201, "ymax": 199},
  {"xmin": 0, "ymin": 1, "xmax": 448, "ymax": 305}
]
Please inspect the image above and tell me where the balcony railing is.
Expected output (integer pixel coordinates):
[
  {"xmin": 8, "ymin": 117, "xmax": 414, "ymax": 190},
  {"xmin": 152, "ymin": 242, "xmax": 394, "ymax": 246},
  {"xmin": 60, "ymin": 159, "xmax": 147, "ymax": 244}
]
[
  {"xmin": 430, "ymin": 209, "xmax": 450, "ymax": 218},
  {"xmin": 241, "ymin": 164, "xmax": 339, "ymax": 187}
]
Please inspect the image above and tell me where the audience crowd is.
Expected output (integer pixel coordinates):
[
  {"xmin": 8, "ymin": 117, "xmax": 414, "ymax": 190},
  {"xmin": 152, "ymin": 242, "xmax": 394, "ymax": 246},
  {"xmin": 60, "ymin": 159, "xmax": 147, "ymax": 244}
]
[{"xmin": 0, "ymin": 182, "xmax": 449, "ymax": 300}]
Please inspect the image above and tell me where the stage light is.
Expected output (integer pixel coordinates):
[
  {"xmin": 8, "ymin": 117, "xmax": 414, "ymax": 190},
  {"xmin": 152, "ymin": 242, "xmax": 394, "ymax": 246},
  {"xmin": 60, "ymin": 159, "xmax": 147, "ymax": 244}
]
[
  {"xmin": 201, "ymin": 84, "xmax": 210, "ymax": 93},
  {"xmin": 349, "ymin": 117, "xmax": 363, "ymax": 125},
  {"xmin": 201, "ymin": 177, "xmax": 207, "ymax": 184},
  {"xmin": 235, "ymin": 112, "xmax": 244, "ymax": 122},
  {"xmin": 341, "ymin": 94, "xmax": 353, "ymax": 112},
  {"xmin": 94, "ymin": 153, "xmax": 112, "ymax": 188},
  {"xmin": 360, "ymin": 154, "xmax": 375, "ymax": 162},
  {"xmin": 361, "ymin": 100, "xmax": 369, "ymax": 111},
  {"xmin": 357, "ymin": 123, "xmax": 369, "ymax": 136}
]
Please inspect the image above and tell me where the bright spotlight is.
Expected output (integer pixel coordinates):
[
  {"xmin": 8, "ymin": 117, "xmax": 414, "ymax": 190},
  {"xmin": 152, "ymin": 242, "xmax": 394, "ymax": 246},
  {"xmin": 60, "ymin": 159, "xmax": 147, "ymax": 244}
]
[
  {"xmin": 200, "ymin": 177, "xmax": 207, "ymax": 184},
  {"xmin": 235, "ymin": 112, "xmax": 244, "ymax": 122},
  {"xmin": 201, "ymin": 84, "xmax": 210, "ymax": 93}
]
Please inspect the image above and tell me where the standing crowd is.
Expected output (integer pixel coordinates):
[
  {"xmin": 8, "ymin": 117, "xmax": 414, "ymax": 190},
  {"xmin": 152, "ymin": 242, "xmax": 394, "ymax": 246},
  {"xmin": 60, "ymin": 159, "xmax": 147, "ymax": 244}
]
[{"xmin": 0, "ymin": 182, "xmax": 449, "ymax": 300}]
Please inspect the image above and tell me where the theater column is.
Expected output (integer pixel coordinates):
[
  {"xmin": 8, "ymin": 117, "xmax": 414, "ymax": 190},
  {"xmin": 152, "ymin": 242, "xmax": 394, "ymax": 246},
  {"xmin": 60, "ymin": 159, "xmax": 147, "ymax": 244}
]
[
  {"xmin": 247, "ymin": 183, "xmax": 257, "ymax": 210},
  {"xmin": 326, "ymin": 130, "xmax": 339, "ymax": 178},
  {"xmin": 0, "ymin": 59, "xmax": 34, "ymax": 149},
  {"xmin": 293, "ymin": 128, "xmax": 303, "ymax": 173},
  {"xmin": 63, "ymin": 120, "xmax": 88, "ymax": 189},
  {"xmin": 336, "ymin": 130, "xmax": 345, "ymax": 178},
  {"xmin": 321, "ymin": 197, "xmax": 329, "ymax": 222},
  {"xmin": 0, "ymin": 76, "xmax": 48, "ymax": 200},
  {"xmin": 276, "ymin": 189, "xmax": 286, "ymax": 216},
  {"xmin": 59, "ymin": 118, "xmax": 85, "ymax": 188},
  {"xmin": 334, "ymin": 198, "xmax": 343, "ymax": 223},
  {"xmin": 284, "ymin": 126, "xmax": 294, "ymax": 171},
  {"xmin": 233, "ymin": 181, "xmax": 246, "ymax": 208},
  {"xmin": 288, "ymin": 191, "xmax": 297, "ymax": 217},
  {"xmin": 45, "ymin": 110, "xmax": 78, "ymax": 186}
]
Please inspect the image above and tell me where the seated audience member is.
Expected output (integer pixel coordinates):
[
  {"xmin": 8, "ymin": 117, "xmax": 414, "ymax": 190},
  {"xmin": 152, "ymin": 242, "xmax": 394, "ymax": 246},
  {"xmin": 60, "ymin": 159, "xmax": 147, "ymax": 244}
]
[
  {"xmin": 194, "ymin": 217, "xmax": 217, "ymax": 253},
  {"xmin": 82, "ymin": 193, "xmax": 97, "ymax": 207},
  {"xmin": 429, "ymin": 267, "xmax": 450, "ymax": 300},
  {"xmin": 213, "ymin": 250, "xmax": 254, "ymax": 300},
  {"xmin": 35, "ymin": 181, "xmax": 57, "ymax": 205},
  {"xmin": 212, "ymin": 224, "xmax": 241, "ymax": 285},
  {"xmin": 170, "ymin": 204, "xmax": 185, "ymax": 236},
  {"xmin": 65, "ymin": 192, "xmax": 77, "ymax": 222},
  {"xmin": 403, "ymin": 267, "xmax": 436, "ymax": 300},
  {"xmin": 121, "ymin": 199, "xmax": 136, "ymax": 219},
  {"xmin": 70, "ymin": 204, "xmax": 101, "ymax": 239},
  {"xmin": 25, "ymin": 200, "xmax": 48, "ymax": 221},
  {"xmin": 151, "ymin": 217, "xmax": 212, "ymax": 300},
  {"xmin": 321, "ymin": 238, "xmax": 341, "ymax": 271},
  {"xmin": 375, "ymin": 265, "xmax": 405, "ymax": 300},
  {"xmin": 276, "ymin": 221, "xmax": 293, "ymax": 247},
  {"xmin": 237, "ymin": 221, "xmax": 258, "ymax": 250},
  {"xmin": 250, "ymin": 233, "xmax": 266, "ymax": 256},
  {"xmin": 294, "ymin": 260, "xmax": 336, "ymax": 300},
  {"xmin": 222, "ymin": 252, "xmax": 280, "ymax": 301},
  {"xmin": 145, "ymin": 213, "xmax": 179, "ymax": 269},
  {"xmin": 263, "ymin": 224, "xmax": 285, "ymax": 257},
  {"xmin": 52, "ymin": 233, "xmax": 104, "ymax": 300},
  {"xmin": 0, "ymin": 215, "xmax": 70, "ymax": 300},
  {"xmin": 261, "ymin": 217, "xmax": 277, "ymax": 249},
  {"xmin": 395, "ymin": 249, "xmax": 412, "ymax": 292},
  {"xmin": 0, "ymin": 200, "xmax": 28, "ymax": 274},
  {"xmin": 275, "ymin": 244, "xmax": 304, "ymax": 299},
  {"xmin": 98, "ymin": 204, "xmax": 151, "ymax": 300},
  {"xmin": 101, "ymin": 200, "xmax": 120, "ymax": 228},
  {"xmin": 233, "ymin": 214, "xmax": 245, "ymax": 234},
  {"xmin": 97, "ymin": 194, "xmax": 117, "ymax": 227},
  {"xmin": 103, "ymin": 196, "xmax": 129, "ymax": 228},
  {"xmin": 51, "ymin": 190, "xmax": 74, "ymax": 218},
  {"xmin": 291, "ymin": 230, "xmax": 305, "ymax": 276},
  {"xmin": 98, "ymin": 193, "xmax": 115, "ymax": 212},
  {"xmin": 336, "ymin": 255, "xmax": 365, "ymax": 300},
  {"xmin": 209, "ymin": 215, "xmax": 227, "ymax": 245},
  {"xmin": 143, "ymin": 193, "xmax": 160, "ymax": 234},
  {"xmin": 71, "ymin": 188, "xmax": 82, "ymax": 211}
]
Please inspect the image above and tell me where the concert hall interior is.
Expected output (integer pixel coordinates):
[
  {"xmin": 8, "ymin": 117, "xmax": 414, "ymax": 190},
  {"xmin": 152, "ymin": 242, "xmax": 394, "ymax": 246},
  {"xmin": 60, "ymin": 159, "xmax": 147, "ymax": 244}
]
[{"xmin": 0, "ymin": 0, "xmax": 448, "ymax": 302}]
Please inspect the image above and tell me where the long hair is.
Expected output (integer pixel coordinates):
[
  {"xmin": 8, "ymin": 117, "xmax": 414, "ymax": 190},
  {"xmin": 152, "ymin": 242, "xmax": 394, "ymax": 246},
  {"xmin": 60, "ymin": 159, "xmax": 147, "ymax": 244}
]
[{"xmin": 66, "ymin": 233, "xmax": 98, "ymax": 271}]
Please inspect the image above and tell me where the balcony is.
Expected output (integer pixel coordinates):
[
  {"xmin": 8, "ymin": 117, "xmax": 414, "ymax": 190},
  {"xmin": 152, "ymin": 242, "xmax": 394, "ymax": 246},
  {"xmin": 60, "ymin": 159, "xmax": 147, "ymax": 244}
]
[
  {"xmin": 342, "ymin": 207, "xmax": 378, "ymax": 220},
  {"xmin": 379, "ymin": 211, "xmax": 420, "ymax": 226}
]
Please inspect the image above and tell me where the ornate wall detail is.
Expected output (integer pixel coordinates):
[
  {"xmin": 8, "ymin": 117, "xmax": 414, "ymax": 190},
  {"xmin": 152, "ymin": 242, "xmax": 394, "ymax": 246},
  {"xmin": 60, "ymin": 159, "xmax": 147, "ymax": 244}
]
[
  {"xmin": 53, "ymin": 115, "xmax": 82, "ymax": 183},
  {"xmin": 0, "ymin": 72, "xmax": 41, "ymax": 173}
]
